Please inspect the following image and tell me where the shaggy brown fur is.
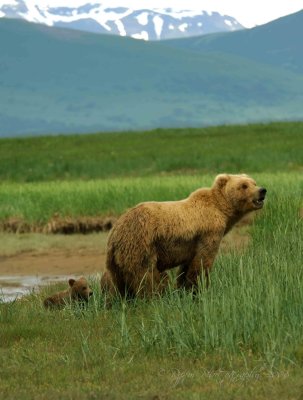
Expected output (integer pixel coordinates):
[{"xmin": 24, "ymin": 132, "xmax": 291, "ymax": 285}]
[
  {"xmin": 101, "ymin": 174, "xmax": 267, "ymax": 297},
  {"xmin": 44, "ymin": 277, "xmax": 93, "ymax": 308}
]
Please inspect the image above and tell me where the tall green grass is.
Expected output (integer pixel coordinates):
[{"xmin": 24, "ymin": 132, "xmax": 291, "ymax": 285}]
[
  {"xmin": 0, "ymin": 175, "xmax": 211, "ymax": 223},
  {"xmin": 0, "ymin": 122, "xmax": 302, "ymax": 182},
  {"xmin": 0, "ymin": 173, "xmax": 301, "ymax": 224}
]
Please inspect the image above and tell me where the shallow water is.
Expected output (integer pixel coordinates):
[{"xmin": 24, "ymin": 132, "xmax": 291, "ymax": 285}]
[{"xmin": 0, "ymin": 275, "xmax": 70, "ymax": 303}]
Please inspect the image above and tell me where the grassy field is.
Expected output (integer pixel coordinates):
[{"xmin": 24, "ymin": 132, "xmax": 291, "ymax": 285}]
[
  {"xmin": 0, "ymin": 122, "xmax": 303, "ymax": 398},
  {"xmin": 0, "ymin": 173, "xmax": 302, "ymax": 225},
  {"xmin": 0, "ymin": 122, "xmax": 302, "ymax": 182},
  {"xmin": 0, "ymin": 121, "xmax": 302, "ymax": 225}
]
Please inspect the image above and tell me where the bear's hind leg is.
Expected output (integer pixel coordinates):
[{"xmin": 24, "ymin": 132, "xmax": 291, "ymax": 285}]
[{"xmin": 126, "ymin": 267, "xmax": 169, "ymax": 298}]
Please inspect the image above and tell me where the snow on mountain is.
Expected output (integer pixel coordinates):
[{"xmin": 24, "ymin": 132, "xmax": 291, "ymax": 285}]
[{"xmin": 0, "ymin": 1, "xmax": 244, "ymax": 40}]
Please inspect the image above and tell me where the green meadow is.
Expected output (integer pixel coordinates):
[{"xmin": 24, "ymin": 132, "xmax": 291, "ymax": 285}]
[
  {"xmin": 0, "ymin": 121, "xmax": 302, "ymax": 226},
  {"xmin": 0, "ymin": 122, "xmax": 302, "ymax": 182},
  {"xmin": 0, "ymin": 173, "xmax": 302, "ymax": 225},
  {"xmin": 0, "ymin": 122, "xmax": 303, "ymax": 399}
]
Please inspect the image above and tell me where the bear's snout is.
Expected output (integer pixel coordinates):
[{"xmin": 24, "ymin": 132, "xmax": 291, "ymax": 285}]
[
  {"xmin": 89, "ymin": 290, "xmax": 93, "ymax": 297},
  {"xmin": 252, "ymin": 187, "xmax": 267, "ymax": 209},
  {"xmin": 259, "ymin": 187, "xmax": 267, "ymax": 200}
]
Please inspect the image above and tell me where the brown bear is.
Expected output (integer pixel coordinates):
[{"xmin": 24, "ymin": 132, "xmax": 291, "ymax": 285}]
[
  {"xmin": 101, "ymin": 174, "xmax": 266, "ymax": 297},
  {"xmin": 43, "ymin": 277, "xmax": 93, "ymax": 308}
]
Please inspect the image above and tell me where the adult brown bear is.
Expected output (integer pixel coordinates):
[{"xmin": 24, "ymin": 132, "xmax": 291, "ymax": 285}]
[{"xmin": 101, "ymin": 174, "xmax": 266, "ymax": 297}]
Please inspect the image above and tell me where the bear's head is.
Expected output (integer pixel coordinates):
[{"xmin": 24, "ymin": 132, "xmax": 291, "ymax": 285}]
[
  {"xmin": 214, "ymin": 173, "xmax": 267, "ymax": 214},
  {"xmin": 69, "ymin": 277, "xmax": 93, "ymax": 302}
]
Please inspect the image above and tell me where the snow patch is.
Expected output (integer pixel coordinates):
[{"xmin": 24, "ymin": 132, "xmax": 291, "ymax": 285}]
[
  {"xmin": 178, "ymin": 23, "xmax": 188, "ymax": 32},
  {"xmin": 19, "ymin": 2, "xmax": 54, "ymax": 26},
  {"xmin": 136, "ymin": 11, "xmax": 148, "ymax": 26},
  {"xmin": 131, "ymin": 30, "xmax": 149, "ymax": 41},
  {"xmin": 0, "ymin": 10, "xmax": 5, "ymax": 17},
  {"xmin": 115, "ymin": 19, "xmax": 126, "ymax": 36},
  {"xmin": 168, "ymin": 23, "xmax": 174, "ymax": 30},
  {"xmin": 224, "ymin": 19, "xmax": 233, "ymax": 27},
  {"xmin": 197, "ymin": 22, "xmax": 203, "ymax": 27},
  {"xmin": 153, "ymin": 14, "xmax": 163, "ymax": 39}
]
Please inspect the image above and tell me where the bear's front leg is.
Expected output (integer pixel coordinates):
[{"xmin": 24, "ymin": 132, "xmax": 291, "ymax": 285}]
[{"xmin": 184, "ymin": 234, "xmax": 223, "ymax": 289}]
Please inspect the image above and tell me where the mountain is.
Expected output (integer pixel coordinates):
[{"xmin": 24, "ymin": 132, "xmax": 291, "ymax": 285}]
[
  {"xmin": 0, "ymin": 17, "xmax": 303, "ymax": 137},
  {"xmin": 165, "ymin": 10, "xmax": 303, "ymax": 73},
  {"xmin": 0, "ymin": 1, "xmax": 244, "ymax": 40}
]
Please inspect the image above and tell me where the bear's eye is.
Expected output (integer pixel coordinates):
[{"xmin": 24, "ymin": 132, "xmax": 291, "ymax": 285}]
[
  {"xmin": 82, "ymin": 286, "xmax": 87, "ymax": 290},
  {"xmin": 242, "ymin": 184, "xmax": 248, "ymax": 189}
]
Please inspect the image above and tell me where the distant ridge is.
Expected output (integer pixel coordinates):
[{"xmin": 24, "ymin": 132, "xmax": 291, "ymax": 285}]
[{"xmin": 165, "ymin": 10, "xmax": 303, "ymax": 73}]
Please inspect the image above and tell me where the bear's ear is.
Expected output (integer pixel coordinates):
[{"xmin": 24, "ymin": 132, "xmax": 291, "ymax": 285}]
[
  {"xmin": 68, "ymin": 279, "xmax": 76, "ymax": 287},
  {"xmin": 214, "ymin": 174, "xmax": 230, "ymax": 189}
]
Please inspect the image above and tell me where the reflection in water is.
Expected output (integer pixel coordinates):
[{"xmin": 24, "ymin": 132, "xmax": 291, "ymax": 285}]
[{"xmin": 0, "ymin": 275, "xmax": 70, "ymax": 303}]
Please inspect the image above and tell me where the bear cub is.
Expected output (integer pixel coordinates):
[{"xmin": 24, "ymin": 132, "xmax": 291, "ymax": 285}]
[{"xmin": 43, "ymin": 277, "xmax": 93, "ymax": 309}]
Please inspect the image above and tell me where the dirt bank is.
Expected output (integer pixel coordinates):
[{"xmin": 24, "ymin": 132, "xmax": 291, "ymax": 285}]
[
  {"xmin": 0, "ymin": 249, "xmax": 105, "ymax": 276},
  {"xmin": 0, "ymin": 216, "xmax": 117, "ymax": 234}
]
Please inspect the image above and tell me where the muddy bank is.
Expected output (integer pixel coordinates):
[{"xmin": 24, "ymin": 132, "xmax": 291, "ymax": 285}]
[
  {"xmin": 0, "ymin": 249, "xmax": 105, "ymax": 276},
  {"xmin": 0, "ymin": 212, "xmax": 257, "ymax": 235},
  {"xmin": 0, "ymin": 215, "xmax": 117, "ymax": 234}
]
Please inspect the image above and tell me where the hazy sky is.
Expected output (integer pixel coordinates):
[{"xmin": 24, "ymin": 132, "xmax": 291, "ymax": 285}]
[{"xmin": 1, "ymin": 0, "xmax": 303, "ymax": 27}]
